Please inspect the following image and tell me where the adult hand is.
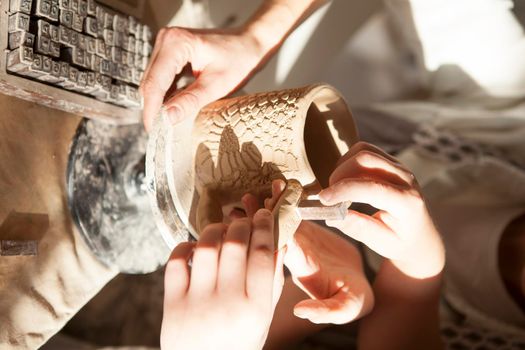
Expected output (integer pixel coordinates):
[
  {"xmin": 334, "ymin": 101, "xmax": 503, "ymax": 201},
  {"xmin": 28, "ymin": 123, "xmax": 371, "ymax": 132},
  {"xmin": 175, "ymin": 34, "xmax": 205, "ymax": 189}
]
[
  {"xmin": 141, "ymin": 27, "xmax": 266, "ymax": 131},
  {"xmin": 265, "ymin": 180, "xmax": 374, "ymax": 325},
  {"xmin": 161, "ymin": 210, "xmax": 285, "ymax": 350},
  {"xmin": 319, "ymin": 142, "xmax": 445, "ymax": 279}
]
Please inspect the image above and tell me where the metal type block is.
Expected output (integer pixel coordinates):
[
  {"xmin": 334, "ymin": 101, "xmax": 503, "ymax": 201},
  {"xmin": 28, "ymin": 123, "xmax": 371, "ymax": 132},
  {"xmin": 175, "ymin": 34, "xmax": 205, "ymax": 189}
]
[
  {"xmin": 36, "ymin": 55, "xmax": 56, "ymax": 82},
  {"xmin": 77, "ymin": 32, "xmax": 86, "ymax": 49},
  {"xmin": 71, "ymin": 47, "xmax": 85, "ymax": 67},
  {"xmin": 84, "ymin": 52, "xmax": 93, "ymax": 69},
  {"xmin": 86, "ymin": 0, "xmax": 95, "ymax": 15},
  {"xmin": 78, "ymin": 0, "xmax": 87, "ymax": 16},
  {"xmin": 58, "ymin": 60, "xmax": 69, "ymax": 79},
  {"xmin": 77, "ymin": 70, "xmax": 87, "ymax": 88},
  {"xmin": 103, "ymin": 28, "xmax": 114, "ymax": 45},
  {"xmin": 91, "ymin": 53, "xmax": 100, "ymax": 71},
  {"xmin": 68, "ymin": 65, "xmax": 79, "ymax": 84},
  {"xmin": 55, "ymin": 61, "xmax": 75, "ymax": 88},
  {"xmin": 49, "ymin": 40, "xmax": 60, "ymax": 57},
  {"xmin": 50, "ymin": 60, "xmax": 63, "ymax": 81},
  {"xmin": 49, "ymin": 3, "xmax": 59, "ymax": 21},
  {"xmin": 133, "ymin": 53, "xmax": 141, "ymax": 69},
  {"xmin": 49, "ymin": 23, "xmax": 59, "ymax": 41},
  {"xmin": 6, "ymin": 46, "xmax": 34, "ymax": 72},
  {"xmin": 110, "ymin": 46, "xmax": 122, "ymax": 63},
  {"xmin": 8, "ymin": 31, "xmax": 35, "ymax": 49},
  {"xmin": 96, "ymin": 38, "xmax": 105, "ymax": 57},
  {"xmin": 128, "ymin": 15, "xmax": 136, "ymax": 35},
  {"xmin": 37, "ymin": 19, "xmax": 51, "ymax": 38},
  {"xmin": 134, "ymin": 38, "xmax": 142, "ymax": 54},
  {"xmin": 139, "ymin": 54, "xmax": 147, "ymax": 70},
  {"xmin": 100, "ymin": 58, "xmax": 111, "ymax": 75},
  {"xmin": 70, "ymin": 0, "xmax": 78, "ymax": 12},
  {"xmin": 85, "ymin": 16, "xmax": 97, "ymax": 36},
  {"xmin": 35, "ymin": 35, "xmax": 51, "ymax": 55},
  {"xmin": 126, "ymin": 51, "xmax": 134, "ymax": 67},
  {"xmin": 28, "ymin": 53, "xmax": 45, "ymax": 78},
  {"xmin": 113, "ymin": 14, "xmax": 127, "ymax": 33},
  {"xmin": 86, "ymin": 36, "xmax": 96, "ymax": 53},
  {"xmin": 58, "ymin": 25, "xmax": 71, "ymax": 45},
  {"xmin": 126, "ymin": 85, "xmax": 141, "ymax": 106},
  {"xmin": 10, "ymin": 0, "xmax": 33, "ymax": 14},
  {"xmin": 103, "ymin": 12, "xmax": 113, "ymax": 29},
  {"xmin": 121, "ymin": 50, "xmax": 130, "ymax": 66},
  {"xmin": 109, "ymin": 83, "xmax": 119, "ymax": 102},
  {"xmin": 131, "ymin": 67, "xmax": 143, "ymax": 85},
  {"xmin": 114, "ymin": 31, "xmax": 125, "ymax": 48},
  {"xmin": 95, "ymin": 4, "xmax": 104, "ymax": 23},
  {"xmin": 142, "ymin": 25, "xmax": 151, "ymax": 42},
  {"xmin": 72, "ymin": 13, "xmax": 84, "ymax": 32},
  {"xmin": 85, "ymin": 70, "xmax": 96, "ymax": 92},
  {"xmin": 101, "ymin": 73, "xmax": 111, "ymax": 89},
  {"xmin": 134, "ymin": 23, "xmax": 142, "ymax": 39},
  {"xmin": 142, "ymin": 41, "xmax": 152, "ymax": 57},
  {"xmin": 125, "ymin": 35, "xmax": 134, "ymax": 53},
  {"xmin": 70, "ymin": 29, "xmax": 78, "ymax": 46},
  {"xmin": 0, "ymin": 240, "xmax": 38, "ymax": 256},
  {"xmin": 58, "ymin": 0, "xmax": 70, "ymax": 9},
  {"xmin": 60, "ymin": 9, "xmax": 73, "ymax": 28},
  {"xmin": 8, "ymin": 12, "xmax": 30, "ymax": 32},
  {"xmin": 34, "ymin": 0, "xmax": 51, "ymax": 17}
]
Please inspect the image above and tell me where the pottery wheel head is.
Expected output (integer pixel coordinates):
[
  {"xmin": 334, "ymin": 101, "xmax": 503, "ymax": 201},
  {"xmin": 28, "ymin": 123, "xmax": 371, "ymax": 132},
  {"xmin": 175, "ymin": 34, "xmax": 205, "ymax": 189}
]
[
  {"xmin": 146, "ymin": 84, "xmax": 358, "ymax": 248},
  {"xmin": 67, "ymin": 118, "xmax": 172, "ymax": 274}
]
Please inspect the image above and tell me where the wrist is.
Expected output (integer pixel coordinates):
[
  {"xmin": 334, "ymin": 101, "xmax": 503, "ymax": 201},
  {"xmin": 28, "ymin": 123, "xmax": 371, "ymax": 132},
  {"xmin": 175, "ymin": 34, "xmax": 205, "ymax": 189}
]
[
  {"xmin": 236, "ymin": 24, "xmax": 273, "ymax": 65},
  {"xmin": 376, "ymin": 260, "xmax": 443, "ymax": 301},
  {"xmin": 238, "ymin": 1, "xmax": 304, "ymax": 61},
  {"xmin": 397, "ymin": 233, "xmax": 446, "ymax": 280}
]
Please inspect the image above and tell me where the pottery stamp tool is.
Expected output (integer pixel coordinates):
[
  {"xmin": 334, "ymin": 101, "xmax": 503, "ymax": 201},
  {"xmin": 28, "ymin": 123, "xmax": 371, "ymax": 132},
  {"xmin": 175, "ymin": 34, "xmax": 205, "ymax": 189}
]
[{"xmin": 272, "ymin": 179, "xmax": 350, "ymax": 249}]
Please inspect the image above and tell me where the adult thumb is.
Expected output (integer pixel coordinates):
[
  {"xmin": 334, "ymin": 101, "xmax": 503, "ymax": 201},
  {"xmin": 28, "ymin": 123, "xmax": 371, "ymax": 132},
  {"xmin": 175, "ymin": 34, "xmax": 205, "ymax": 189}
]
[{"xmin": 162, "ymin": 78, "xmax": 216, "ymax": 125}]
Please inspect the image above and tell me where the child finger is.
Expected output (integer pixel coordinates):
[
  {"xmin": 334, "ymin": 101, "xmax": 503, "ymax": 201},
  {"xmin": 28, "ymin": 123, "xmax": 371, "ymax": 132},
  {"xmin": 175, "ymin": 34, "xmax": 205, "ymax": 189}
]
[
  {"xmin": 326, "ymin": 209, "xmax": 400, "ymax": 258},
  {"xmin": 319, "ymin": 177, "xmax": 412, "ymax": 217},
  {"xmin": 293, "ymin": 282, "xmax": 373, "ymax": 325},
  {"xmin": 189, "ymin": 223, "xmax": 226, "ymax": 295},
  {"xmin": 217, "ymin": 218, "xmax": 252, "ymax": 294},
  {"xmin": 246, "ymin": 209, "xmax": 276, "ymax": 301},
  {"xmin": 164, "ymin": 242, "xmax": 196, "ymax": 304},
  {"xmin": 330, "ymin": 150, "xmax": 415, "ymax": 187},
  {"xmin": 336, "ymin": 141, "xmax": 401, "ymax": 167},
  {"xmin": 271, "ymin": 246, "xmax": 286, "ymax": 309},
  {"xmin": 242, "ymin": 193, "xmax": 259, "ymax": 218},
  {"xmin": 264, "ymin": 179, "xmax": 286, "ymax": 210}
]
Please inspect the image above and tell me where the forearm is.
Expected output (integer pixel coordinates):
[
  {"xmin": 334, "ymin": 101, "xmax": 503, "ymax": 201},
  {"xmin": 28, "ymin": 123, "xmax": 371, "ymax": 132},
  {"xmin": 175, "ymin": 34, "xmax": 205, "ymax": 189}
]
[
  {"xmin": 241, "ymin": 0, "xmax": 328, "ymax": 61},
  {"xmin": 357, "ymin": 260, "xmax": 443, "ymax": 350}
]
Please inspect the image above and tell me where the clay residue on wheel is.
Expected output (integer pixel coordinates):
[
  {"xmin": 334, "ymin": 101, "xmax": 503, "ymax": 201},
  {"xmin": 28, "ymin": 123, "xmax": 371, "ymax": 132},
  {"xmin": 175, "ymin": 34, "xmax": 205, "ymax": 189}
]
[{"xmin": 67, "ymin": 119, "xmax": 171, "ymax": 274}]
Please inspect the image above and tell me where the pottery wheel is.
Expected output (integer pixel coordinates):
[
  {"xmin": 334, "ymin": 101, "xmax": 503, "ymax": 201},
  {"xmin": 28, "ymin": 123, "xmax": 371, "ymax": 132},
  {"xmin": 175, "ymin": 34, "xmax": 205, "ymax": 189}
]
[{"xmin": 67, "ymin": 118, "xmax": 171, "ymax": 274}]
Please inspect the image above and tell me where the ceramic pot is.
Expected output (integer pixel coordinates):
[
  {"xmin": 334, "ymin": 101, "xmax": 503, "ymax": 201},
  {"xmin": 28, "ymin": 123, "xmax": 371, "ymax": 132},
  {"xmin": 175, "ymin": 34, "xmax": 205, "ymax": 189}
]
[{"xmin": 146, "ymin": 84, "xmax": 358, "ymax": 248}]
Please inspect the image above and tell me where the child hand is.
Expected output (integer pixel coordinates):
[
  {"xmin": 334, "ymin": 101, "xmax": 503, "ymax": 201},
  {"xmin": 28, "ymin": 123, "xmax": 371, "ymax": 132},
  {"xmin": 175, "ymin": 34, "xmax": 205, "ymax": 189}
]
[
  {"xmin": 161, "ymin": 210, "xmax": 285, "ymax": 350},
  {"xmin": 319, "ymin": 142, "xmax": 445, "ymax": 279},
  {"xmin": 285, "ymin": 221, "xmax": 374, "ymax": 324},
  {"xmin": 265, "ymin": 180, "xmax": 374, "ymax": 325}
]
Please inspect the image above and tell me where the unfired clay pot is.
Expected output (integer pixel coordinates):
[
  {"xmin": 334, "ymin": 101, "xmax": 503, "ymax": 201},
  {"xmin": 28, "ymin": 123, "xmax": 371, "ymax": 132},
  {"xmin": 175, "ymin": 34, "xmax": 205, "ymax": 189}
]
[{"xmin": 146, "ymin": 84, "xmax": 358, "ymax": 248}]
